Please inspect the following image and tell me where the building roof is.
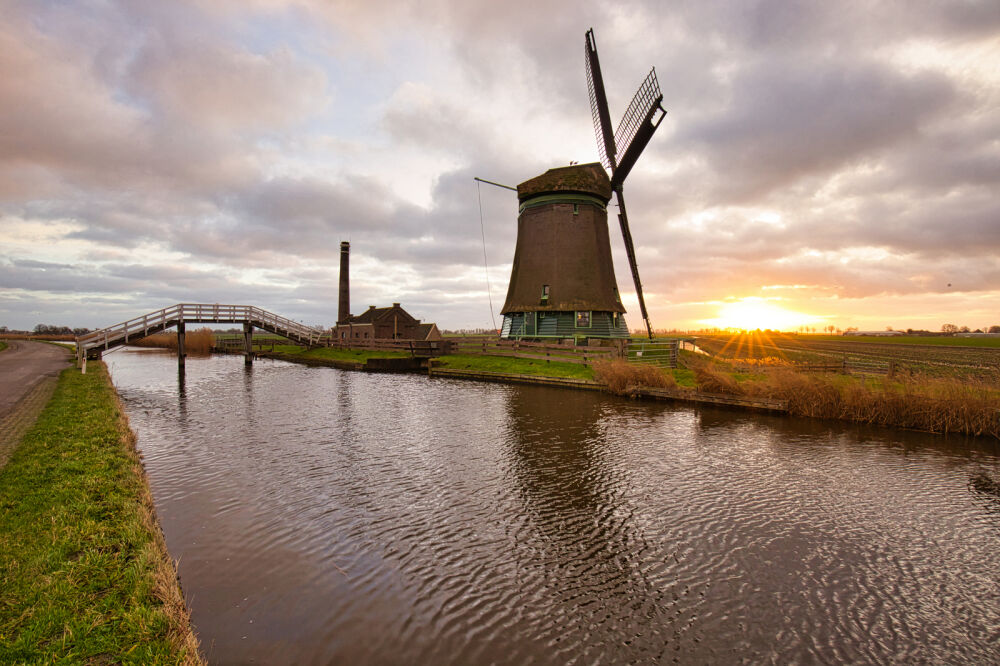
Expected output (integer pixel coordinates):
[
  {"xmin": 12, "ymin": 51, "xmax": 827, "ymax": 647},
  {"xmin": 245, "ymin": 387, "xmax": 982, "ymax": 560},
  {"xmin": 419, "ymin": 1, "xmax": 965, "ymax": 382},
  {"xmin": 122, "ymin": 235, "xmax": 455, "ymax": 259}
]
[
  {"xmin": 343, "ymin": 303, "xmax": 418, "ymax": 325},
  {"xmin": 414, "ymin": 323, "xmax": 439, "ymax": 340},
  {"xmin": 516, "ymin": 163, "xmax": 612, "ymax": 203}
]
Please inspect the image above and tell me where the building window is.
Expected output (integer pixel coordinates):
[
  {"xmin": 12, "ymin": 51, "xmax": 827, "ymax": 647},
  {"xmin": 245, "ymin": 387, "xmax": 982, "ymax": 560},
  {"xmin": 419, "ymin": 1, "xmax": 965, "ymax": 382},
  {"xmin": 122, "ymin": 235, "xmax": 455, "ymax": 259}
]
[
  {"xmin": 575, "ymin": 311, "xmax": 591, "ymax": 328},
  {"xmin": 540, "ymin": 284, "xmax": 549, "ymax": 303},
  {"xmin": 573, "ymin": 203, "xmax": 579, "ymax": 215}
]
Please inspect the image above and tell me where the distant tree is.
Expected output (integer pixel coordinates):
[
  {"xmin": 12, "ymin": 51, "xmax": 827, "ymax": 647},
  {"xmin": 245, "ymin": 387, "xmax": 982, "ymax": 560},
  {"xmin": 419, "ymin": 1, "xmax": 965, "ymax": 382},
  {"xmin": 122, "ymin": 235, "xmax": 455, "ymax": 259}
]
[
  {"xmin": 941, "ymin": 324, "xmax": 959, "ymax": 333},
  {"xmin": 989, "ymin": 325, "xmax": 1000, "ymax": 334},
  {"xmin": 886, "ymin": 326, "xmax": 893, "ymax": 331},
  {"xmin": 959, "ymin": 326, "xmax": 971, "ymax": 333}
]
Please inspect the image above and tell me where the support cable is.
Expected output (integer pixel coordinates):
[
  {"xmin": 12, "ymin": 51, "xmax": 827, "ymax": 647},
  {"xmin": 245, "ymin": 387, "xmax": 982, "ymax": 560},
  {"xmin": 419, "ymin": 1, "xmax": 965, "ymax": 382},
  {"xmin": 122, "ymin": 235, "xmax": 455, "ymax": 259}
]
[{"xmin": 476, "ymin": 180, "xmax": 499, "ymax": 334}]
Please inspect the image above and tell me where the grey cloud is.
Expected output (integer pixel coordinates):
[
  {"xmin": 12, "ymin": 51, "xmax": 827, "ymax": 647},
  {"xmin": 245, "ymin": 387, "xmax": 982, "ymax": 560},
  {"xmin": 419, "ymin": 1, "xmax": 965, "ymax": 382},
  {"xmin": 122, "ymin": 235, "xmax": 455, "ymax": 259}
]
[{"xmin": 674, "ymin": 58, "xmax": 955, "ymax": 202}]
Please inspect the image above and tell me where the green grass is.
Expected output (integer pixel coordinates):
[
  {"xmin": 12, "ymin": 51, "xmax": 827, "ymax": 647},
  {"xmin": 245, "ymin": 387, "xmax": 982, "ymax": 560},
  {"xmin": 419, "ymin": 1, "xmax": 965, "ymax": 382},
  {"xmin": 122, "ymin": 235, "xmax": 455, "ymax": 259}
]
[
  {"xmin": 301, "ymin": 347, "xmax": 409, "ymax": 362},
  {"xmin": 270, "ymin": 344, "xmax": 307, "ymax": 354},
  {"xmin": 435, "ymin": 354, "xmax": 595, "ymax": 380},
  {"xmin": 0, "ymin": 341, "xmax": 7, "ymax": 352},
  {"xmin": 0, "ymin": 364, "xmax": 201, "ymax": 664},
  {"xmin": 670, "ymin": 368, "xmax": 697, "ymax": 388},
  {"xmin": 268, "ymin": 346, "xmax": 411, "ymax": 362}
]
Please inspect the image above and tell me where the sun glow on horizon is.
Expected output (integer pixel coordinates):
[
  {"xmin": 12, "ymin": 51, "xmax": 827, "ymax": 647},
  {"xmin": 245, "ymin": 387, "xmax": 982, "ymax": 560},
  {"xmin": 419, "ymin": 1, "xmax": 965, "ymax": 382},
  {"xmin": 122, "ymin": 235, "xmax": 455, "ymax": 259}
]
[{"xmin": 699, "ymin": 297, "xmax": 822, "ymax": 331}]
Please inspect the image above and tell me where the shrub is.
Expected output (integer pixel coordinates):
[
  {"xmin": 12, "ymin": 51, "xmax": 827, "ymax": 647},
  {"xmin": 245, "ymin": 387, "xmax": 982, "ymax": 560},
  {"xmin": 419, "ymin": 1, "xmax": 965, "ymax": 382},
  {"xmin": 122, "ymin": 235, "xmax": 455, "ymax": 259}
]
[{"xmin": 593, "ymin": 359, "xmax": 675, "ymax": 396}]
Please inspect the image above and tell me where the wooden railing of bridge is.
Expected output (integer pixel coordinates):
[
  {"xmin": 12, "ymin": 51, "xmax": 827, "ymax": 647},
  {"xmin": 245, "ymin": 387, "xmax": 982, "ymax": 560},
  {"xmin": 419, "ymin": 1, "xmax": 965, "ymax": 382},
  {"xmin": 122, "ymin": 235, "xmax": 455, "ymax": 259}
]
[{"xmin": 76, "ymin": 303, "xmax": 327, "ymax": 367}]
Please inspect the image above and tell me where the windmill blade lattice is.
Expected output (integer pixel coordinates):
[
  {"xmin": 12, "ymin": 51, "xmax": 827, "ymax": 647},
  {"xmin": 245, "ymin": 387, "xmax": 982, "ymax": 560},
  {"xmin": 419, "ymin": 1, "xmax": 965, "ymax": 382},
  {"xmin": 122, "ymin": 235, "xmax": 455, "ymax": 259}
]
[
  {"xmin": 585, "ymin": 29, "xmax": 617, "ymax": 173},
  {"xmin": 583, "ymin": 28, "xmax": 666, "ymax": 339}
]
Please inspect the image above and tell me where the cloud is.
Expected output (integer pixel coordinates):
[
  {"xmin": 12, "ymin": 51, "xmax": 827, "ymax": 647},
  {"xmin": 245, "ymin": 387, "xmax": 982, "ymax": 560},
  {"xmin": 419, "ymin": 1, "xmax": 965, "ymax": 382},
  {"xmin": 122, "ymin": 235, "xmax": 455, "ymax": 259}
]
[{"xmin": 1, "ymin": 0, "xmax": 998, "ymax": 331}]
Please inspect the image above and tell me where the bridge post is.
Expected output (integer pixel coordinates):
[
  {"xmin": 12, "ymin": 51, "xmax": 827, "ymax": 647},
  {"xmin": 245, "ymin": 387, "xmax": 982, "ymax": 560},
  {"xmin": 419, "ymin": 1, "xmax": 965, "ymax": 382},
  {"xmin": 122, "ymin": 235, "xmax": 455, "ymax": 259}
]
[
  {"xmin": 177, "ymin": 321, "xmax": 186, "ymax": 367},
  {"xmin": 243, "ymin": 321, "xmax": 253, "ymax": 366}
]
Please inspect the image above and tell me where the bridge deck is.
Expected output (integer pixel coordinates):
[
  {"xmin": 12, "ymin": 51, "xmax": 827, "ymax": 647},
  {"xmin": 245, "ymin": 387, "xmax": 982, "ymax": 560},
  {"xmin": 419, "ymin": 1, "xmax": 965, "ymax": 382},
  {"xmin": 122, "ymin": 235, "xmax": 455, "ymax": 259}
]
[{"xmin": 76, "ymin": 304, "xmax": 328, "ymax": 363}]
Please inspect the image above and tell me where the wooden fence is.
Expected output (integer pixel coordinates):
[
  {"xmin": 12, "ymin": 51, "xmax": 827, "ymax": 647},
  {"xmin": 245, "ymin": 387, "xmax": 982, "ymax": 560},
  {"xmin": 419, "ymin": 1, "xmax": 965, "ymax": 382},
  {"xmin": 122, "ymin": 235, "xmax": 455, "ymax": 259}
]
[
  {"xmin": 448, "ymin": 336, "xmax": 621, "ymax": 366},
  {"xmin": 324, "ymin": 338, "xmax": 453, "ymax": 357},
  {"xmin": 737, "ymin": 358, "xmax": 901, "ymax": 376}
]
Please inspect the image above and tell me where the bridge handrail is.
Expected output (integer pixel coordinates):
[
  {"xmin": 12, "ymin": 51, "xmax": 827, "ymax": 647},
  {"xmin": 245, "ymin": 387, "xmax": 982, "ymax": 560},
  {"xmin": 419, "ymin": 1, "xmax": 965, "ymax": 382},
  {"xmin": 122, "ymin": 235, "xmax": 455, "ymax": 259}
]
[{"xmin": 76, "ymin": 303, "xmax": 327, "ymax": 352}]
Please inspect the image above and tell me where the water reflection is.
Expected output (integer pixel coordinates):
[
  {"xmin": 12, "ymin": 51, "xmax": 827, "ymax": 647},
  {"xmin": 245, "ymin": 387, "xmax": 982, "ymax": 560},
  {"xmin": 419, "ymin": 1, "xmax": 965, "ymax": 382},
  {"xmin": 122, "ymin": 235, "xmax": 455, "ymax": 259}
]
[
  {"xmin": 104, "ymin": 351, "xmax": 1000, "ymax": 665},
  {"xmin": 500, "ymin": 387, "xmax": 672, "ymax": 662}
]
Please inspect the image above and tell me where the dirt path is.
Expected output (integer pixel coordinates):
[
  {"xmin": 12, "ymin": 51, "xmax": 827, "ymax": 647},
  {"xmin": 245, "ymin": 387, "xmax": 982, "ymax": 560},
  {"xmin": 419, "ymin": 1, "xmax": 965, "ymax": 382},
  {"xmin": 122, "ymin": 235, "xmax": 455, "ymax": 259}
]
[{"xmin": 0, "ymin": 340, "xmax": 73, "ymax": 468}]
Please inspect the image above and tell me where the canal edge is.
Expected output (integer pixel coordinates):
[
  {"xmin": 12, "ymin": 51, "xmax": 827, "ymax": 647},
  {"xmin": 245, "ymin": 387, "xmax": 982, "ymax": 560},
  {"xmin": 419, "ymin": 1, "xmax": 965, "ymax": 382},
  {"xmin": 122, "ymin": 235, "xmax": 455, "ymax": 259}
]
[
  {"xmin": 259, "ymin": 351, "xmax": 788, "ymax": 413},
  {"xmin": 103, "ymin": 362, "xmax": 205, "ymax": 664}
]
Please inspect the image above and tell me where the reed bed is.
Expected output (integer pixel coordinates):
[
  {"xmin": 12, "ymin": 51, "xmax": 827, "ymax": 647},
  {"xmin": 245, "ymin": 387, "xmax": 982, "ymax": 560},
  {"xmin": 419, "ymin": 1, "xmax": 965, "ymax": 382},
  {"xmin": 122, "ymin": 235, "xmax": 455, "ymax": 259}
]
[
  {"xmin": 593, "ymin": 359, "xmax": 676, "ymax": 396},
  {"xmin": 691, "ymin": 363, "xmax": 745, "ymax": 395},
  {"xmin": 132, "ymin": 328, "xmax": 216, "ymax": 354},
  {"xmin": 756, "ymin": 370, "xmax": 1000, "ymax": 438},
  {"xmin": 684, "ymin": 361, "xmax": 1000, "ymax": 438}
]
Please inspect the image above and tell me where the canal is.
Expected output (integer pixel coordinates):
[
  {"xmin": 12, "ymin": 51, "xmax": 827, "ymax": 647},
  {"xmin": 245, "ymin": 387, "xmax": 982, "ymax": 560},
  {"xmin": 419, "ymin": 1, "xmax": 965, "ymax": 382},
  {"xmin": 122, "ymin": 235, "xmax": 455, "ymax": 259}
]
[{"xmin": 106, "ymin": 349, "xmax": 1000, "ymax": 664}]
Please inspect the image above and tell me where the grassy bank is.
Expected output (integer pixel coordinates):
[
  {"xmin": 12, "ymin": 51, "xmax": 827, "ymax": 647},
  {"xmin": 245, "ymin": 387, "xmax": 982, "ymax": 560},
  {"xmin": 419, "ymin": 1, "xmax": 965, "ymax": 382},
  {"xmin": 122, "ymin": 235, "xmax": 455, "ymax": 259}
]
[
  {"xmin": 436, "ymin": 354, "xmax": 595, "ymax": 380},
  {"xmin": 272, "ymin": 345, "xmax": 411, "ymax": 362},
  {"xmin": 0, "ymin": 340, "xmax": 7, "ymax": 352},
  {"xmin": 0, "ymin": 364, "xmax": 202, "ymax": 664}
]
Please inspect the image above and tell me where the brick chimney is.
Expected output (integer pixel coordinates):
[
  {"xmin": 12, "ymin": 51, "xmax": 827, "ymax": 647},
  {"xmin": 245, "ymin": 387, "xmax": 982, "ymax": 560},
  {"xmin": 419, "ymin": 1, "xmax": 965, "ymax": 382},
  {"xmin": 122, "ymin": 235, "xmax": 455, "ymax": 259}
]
[{"xmin": 338, "ymin": 241, "xmax": 350, "ymax": 324}]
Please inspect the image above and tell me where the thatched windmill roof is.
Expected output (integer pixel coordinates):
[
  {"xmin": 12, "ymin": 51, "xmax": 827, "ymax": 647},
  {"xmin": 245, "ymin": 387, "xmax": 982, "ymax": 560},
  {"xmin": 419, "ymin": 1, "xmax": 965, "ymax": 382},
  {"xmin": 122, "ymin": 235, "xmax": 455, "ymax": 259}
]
[{"xmin": 516, "ymin": 162, "xmax": 612, "ymax": 203}]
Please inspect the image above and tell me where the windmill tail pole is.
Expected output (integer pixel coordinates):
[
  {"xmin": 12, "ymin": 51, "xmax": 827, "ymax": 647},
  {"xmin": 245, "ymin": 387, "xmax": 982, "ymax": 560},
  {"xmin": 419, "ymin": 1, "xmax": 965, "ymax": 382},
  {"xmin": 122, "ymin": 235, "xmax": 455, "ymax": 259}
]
[{"xmin": 615, "ymin": 187, "xmax": 654, "ymax": 340}]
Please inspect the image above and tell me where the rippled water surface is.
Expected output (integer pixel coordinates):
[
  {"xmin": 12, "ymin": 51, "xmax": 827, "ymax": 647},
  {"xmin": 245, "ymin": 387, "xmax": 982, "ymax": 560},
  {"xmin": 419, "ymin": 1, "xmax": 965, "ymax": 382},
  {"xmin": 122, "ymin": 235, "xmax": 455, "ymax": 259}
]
[{"xmin": 106, "ymin": 350, "xmax": 1000, "ymax": 664}]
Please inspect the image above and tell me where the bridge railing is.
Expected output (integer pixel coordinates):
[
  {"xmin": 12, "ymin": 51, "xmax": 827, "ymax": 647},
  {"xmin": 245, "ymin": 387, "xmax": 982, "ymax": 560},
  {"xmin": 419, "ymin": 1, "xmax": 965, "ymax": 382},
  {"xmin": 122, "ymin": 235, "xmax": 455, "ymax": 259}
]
[
  {"xmin": 240, "ymin": 305, "xmax": 325, "ymax": 345},
  {"xmin": 76, "ymin": 304, "xmax": 183, "ymax": 354},
  {"xmin": 76, "ymin": 304, "xmax": 328, "ymax": 359}
]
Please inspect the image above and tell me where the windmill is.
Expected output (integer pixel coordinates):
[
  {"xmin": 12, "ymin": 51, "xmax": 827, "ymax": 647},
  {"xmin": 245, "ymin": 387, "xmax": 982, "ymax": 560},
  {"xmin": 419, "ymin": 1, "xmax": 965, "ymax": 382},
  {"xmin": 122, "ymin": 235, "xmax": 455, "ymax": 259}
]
[
  {"xmin": 497, "ymin": 28, "xmax": 665, "ymax": 343},
  {"xmin": 585, "ymin": 28, "xmax": 666, "ymax": 339}
]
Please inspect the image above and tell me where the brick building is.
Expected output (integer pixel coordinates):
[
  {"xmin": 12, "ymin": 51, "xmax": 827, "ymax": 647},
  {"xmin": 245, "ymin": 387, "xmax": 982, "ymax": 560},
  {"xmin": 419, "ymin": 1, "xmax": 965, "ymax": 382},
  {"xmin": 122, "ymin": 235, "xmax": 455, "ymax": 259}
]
[{"xmin": 333, "ymin": 303, "xmax": 442, "ymax": 341}]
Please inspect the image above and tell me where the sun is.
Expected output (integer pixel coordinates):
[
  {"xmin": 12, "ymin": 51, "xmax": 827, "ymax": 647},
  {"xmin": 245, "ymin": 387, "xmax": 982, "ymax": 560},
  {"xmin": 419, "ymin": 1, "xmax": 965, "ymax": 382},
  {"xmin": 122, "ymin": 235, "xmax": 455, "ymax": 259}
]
[{"xmin": 700, "ymin": 297, "xmax": 820, "ymax": 331}]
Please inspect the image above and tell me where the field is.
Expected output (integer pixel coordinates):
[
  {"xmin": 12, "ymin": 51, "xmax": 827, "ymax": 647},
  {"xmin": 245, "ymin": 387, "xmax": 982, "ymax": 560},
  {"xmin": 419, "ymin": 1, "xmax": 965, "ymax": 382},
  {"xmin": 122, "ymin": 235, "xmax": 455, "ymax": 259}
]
[{"xmin": 692, "ymin": 332, "xmax": 1000, "ymax": 381}]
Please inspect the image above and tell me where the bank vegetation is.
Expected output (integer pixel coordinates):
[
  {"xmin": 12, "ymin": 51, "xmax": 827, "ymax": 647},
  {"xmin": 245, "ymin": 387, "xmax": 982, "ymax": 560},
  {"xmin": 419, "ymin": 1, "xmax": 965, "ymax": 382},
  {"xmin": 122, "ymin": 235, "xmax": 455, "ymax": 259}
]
[
  {"xmin": 0, "ymin": 364, "xmax": 203, "ymax": 663},
  {"xmin": 132, "ymin": 327, "xmax": 216, "ymax": 354},
  {"xmin": 593, "ymin": 358, "xmax": 1000, "ymax": 439}
]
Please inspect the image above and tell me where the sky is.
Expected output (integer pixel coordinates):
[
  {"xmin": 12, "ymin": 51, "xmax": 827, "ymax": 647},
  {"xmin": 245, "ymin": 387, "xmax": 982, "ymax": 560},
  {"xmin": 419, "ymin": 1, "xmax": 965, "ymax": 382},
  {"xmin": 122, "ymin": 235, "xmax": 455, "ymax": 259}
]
[{"xmin": 2, "ymin": 0, "xmax": 998, "ymax": 333}]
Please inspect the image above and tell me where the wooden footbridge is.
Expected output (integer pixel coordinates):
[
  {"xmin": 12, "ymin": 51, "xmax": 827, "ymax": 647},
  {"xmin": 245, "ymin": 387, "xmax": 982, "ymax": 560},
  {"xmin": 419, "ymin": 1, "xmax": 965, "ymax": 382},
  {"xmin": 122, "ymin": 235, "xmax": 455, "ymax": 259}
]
[{"xmin": 76, "ymin": 303, "xmax": 327, "ymax": 368}]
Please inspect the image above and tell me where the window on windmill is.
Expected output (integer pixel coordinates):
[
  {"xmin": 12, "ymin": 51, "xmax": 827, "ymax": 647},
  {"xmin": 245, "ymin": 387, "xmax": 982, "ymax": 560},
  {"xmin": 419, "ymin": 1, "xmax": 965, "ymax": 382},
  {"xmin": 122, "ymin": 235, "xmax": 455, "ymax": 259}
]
[
  {"xmin": 576, "ymin": 311, "xmax": 591, "ymax": 328},
  {"xmin": 540, "ymin": 284, "xmax": 549, "ymax": 302},
  {"xmin": 573, "ymin": 203, "xmax": 579, "ymax": 215}
]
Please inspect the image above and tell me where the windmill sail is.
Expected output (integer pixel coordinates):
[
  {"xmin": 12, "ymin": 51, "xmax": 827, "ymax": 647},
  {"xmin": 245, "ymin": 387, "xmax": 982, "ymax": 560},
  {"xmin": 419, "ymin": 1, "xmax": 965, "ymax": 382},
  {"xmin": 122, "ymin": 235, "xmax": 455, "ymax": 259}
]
[
  {"xmin": 584, "ymin": 28, "xmax": 666, "ymax": 339},
  {"xmin": 585, "ymin": 29, "xmax": 617, "ymax": 172},
  {"xmin": 611, "ymin": 69, "xmax": 665, "ymax": 188}
]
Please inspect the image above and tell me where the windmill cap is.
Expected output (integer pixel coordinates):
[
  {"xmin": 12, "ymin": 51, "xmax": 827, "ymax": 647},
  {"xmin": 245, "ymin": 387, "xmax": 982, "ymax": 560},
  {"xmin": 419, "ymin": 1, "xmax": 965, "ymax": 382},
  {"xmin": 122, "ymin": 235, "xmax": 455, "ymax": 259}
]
[{"xmin": 517, "ymin": 163, "xmax": 612, "ymax": 203}]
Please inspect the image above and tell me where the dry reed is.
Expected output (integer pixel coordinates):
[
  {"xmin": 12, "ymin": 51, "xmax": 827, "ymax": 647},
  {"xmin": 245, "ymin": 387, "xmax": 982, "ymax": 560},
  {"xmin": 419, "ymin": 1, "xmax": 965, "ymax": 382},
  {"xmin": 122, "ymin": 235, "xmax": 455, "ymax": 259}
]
[
  {"xmin": 593, "ymin": 359, "xmax": 676, "ymax": 396},
  {"xmin": 692, "ymin": 364, "xmax": 745, "ymax": 395},
  {"xmin": 132, "ymin": 327, "xmax": 216, "ymax": 354},
  {"xmin": 753, "ymin": 369, "xmax": 1000, "ymax": 438}
]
